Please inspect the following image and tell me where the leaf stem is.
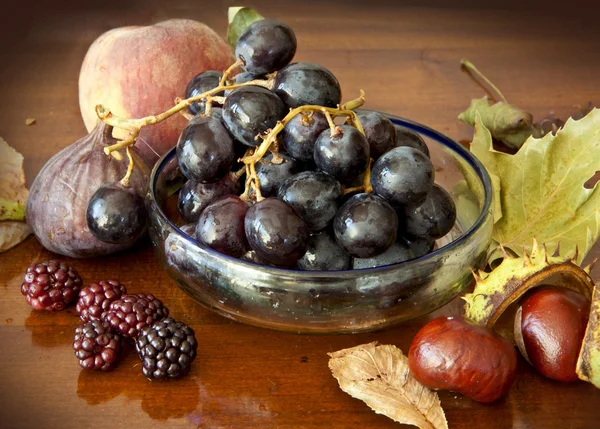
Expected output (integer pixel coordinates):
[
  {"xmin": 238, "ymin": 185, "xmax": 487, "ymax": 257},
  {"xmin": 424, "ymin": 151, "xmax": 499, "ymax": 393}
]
[{"xmin": 460, "ymin": 59, "xmax": 508, "ymax": 103}]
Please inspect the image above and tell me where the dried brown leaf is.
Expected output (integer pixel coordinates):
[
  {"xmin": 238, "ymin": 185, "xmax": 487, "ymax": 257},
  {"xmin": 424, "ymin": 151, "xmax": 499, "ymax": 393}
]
[
  {"xmin": 0, "ymin": 221, "xmax": 31, "ymax": 252},
  {"xmin": 328, "ymin": 342, "xmax": 448, "ymax": 429}
]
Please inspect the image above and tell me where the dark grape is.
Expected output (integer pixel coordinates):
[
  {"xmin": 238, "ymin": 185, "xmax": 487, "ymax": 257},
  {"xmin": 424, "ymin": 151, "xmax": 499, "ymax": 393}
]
[
  {"xmin": 189, "ymin": 108, "xmax": 223, "ymax": 124},
  {"xmin": 196, "ymin": 195, "xmax": 249, "ymax": 257},
  {"xmin": 273, "ymin": 62, "xmax": 341, "ymax": 109},
  {"xmin": 394, "ymin": 126, "xmax": 430, "ymax": 158},
  {"xmin": 297, "ymin": 230, "xmax": 351, "ymax": 271},
  {"xmin": 240, "ymin": 250, "xmax": 279, "ymax": 267},
  {"xmin": 402, "ymin": 184, "xmax": 456, "ymax": 239},
  {"xmin": 178, "ymin": 175, "xmax": 239, "ymax": 223},
  {"xmin": 314, "ymin": 125, "xmax": 370, "ymax": 185},
  {"xmin": 176, "ymin": 116, "xmax": 235, "ymax": 183},
  {"xmin": 405, "ymin": 235, "xmax": 435, "ymax": 257},
  {"xmin": 224, "ymin": 72, "xmax": 264, "ymax": 96},
  {"xmin": 235, "ymin": 19, "xmax": 297, "ymax": 75},
  {"xmin": 353, "ymin": 240, "xmax": 412, "ymax": 269},
  {"xmin": 278, "ymin": 171, "xmax": 341, "ymax": 231},
  {"xmin": 244, "ymin": 198, "xmax": 308, "ymax": 266},
  {"xmin": 281, "ymin": 112, "xmax": 329, "ymax": 162},
  {"xmin": 185, "ymin": 71, "xmax": 223, "ymax": 115},
  {"xmin": 86, "ymin": 183, "xmax": 147, "ymax": 244},
  {"xmin": 222, "ymin": 85, "xmax": 286, "ymax": 147},
  {"xmin": 357, "ymin": 111, "xmax": 396, "ymax": 159},
  {"xmin": 255, "ymin": 153, "xmax": 301, "ymax": 197},
  {"xmin": 333, "ymin": 193, "xmax": 398, "ymax": 258},
  {"xmin": 371, "ymin": 146, "xmax": 434, "ymax": 207}
]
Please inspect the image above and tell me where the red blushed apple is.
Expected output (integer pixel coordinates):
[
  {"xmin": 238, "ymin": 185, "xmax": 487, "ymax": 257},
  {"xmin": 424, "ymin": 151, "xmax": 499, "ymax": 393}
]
[{"xmin": 79, "ymin": 19, "xmax": 235, "ymax": 165}]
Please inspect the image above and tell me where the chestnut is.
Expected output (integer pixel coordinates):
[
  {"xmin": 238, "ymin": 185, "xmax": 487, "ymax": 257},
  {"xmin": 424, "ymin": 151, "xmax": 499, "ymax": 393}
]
[
  {"xmin": 515, "ymin": 286, "xmax": 590, "ymax": 382},
  {"xmin": 408, "ymin": 316, "xmax": 517, "ymax": 403}
]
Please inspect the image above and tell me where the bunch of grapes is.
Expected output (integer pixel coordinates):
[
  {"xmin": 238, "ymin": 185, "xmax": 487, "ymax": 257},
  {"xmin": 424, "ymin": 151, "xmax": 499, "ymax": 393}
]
[{"xmin": 175, "ymin": 18, "xmax": 457, "ymax": 270}]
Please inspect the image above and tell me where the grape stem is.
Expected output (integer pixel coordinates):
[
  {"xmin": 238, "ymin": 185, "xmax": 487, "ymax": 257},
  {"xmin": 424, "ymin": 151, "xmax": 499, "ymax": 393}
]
[
  {"xmin": 323, "ymin": 110, "xmax": 341, "ymax": 137},
  {"xmin": 220, "ymin": 58, "xmax": 245, "ymax": 86},
  {"xmin": 119, "ymin": 147, "xmax": 135, "ymax": 188},
  {"xmin": 235, "ymin": 91, "xmax": 366, "ymax": 199},
  {"xmin": 341, "ymin": 158, "xmax": 373, "ymax": 195},
  {"xmin": 96, "ymin": 74, "xmax": 276, "ymax": 157},
  {"xmin": 241, "ymin": 91, "xmax": 366, "ymax": 166},
  {"xmin": 95, "ymin": 55, "xmax": 366, "ymax": 200}
]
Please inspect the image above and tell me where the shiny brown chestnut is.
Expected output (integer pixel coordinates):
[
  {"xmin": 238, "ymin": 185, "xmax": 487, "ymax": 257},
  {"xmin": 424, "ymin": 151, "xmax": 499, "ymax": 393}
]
[
  {"xmin": 515, "ymin": 286, "xmax": 590, "ymax": 382},
  {"xmin": 408, "ymin": 316, "xmax": 517, "ymax": 403}
]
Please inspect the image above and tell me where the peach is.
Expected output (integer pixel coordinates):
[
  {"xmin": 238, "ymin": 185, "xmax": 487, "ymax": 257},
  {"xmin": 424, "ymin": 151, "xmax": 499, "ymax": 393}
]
[{"xmin": 79, "ymin": 19, "xmax": 235, "ymax": 165}]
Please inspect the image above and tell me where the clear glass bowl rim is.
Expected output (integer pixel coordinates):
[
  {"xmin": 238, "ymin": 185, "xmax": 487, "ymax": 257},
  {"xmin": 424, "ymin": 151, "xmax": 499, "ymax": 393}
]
[{"xmin": 148, "ymin": 111, "xmax": 493, "ymax": 279}]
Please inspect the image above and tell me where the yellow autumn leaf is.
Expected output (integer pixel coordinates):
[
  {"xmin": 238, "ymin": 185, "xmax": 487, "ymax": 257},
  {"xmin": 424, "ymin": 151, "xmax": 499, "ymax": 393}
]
[{"xmin": 470, "ymin": 109, "xmax": 600, "ymax": 264}]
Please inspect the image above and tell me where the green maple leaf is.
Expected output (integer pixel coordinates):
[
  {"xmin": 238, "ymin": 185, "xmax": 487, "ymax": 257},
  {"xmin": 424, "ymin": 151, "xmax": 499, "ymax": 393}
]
[
  {"xmin": 470, "ymin": 109, "xmax": 600, "ymax": 264},
  {"xmin": 226, "ymin": 7, "xmax": 264, "ymax": 48}
]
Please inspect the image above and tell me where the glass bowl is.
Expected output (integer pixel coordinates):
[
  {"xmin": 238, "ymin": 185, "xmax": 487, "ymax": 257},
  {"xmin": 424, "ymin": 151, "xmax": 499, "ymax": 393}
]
[{"xmin": 147, "ymin": 113, "xmax": 493, "ymax": 334}]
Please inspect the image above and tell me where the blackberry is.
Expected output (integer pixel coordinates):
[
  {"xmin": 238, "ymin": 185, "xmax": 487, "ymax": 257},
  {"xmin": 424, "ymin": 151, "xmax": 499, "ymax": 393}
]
[
  {"xmin": 76, "ymin": 280, "xmax": 127, "ymax": 323},
  {"xmin": 21, "ymin": 260, "xmax": 83, "ymax": 311},
  {"xmin": 103, "ymin": 293, "xmax": 169, "ymax": 339},
  {"xmin": 73, "ymin": 320, "xmax": 122, "ymax": 371},
  {"xmin": 135, "ymin": 317, "xmax": 198, "ymax": 379}
]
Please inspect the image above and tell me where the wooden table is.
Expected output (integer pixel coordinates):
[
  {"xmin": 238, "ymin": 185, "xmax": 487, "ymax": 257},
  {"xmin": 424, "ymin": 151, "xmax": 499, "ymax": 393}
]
[{"xmin": 1, "ymin": 1, "xmax": 600, "ymax": 428}]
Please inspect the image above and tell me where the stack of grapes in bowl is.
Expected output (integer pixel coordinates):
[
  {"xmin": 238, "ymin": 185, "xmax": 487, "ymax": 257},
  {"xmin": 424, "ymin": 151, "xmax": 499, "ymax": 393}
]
[{"xmin": 147, "ymin": 18, "xmax": 494, "ymax": 333}]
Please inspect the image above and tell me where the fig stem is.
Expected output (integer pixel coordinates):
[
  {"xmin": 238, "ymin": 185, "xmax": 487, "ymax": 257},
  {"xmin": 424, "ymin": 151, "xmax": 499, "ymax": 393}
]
[{"xmin": 460, "ymin": 58, "xmax": 508, "ymax": 103}]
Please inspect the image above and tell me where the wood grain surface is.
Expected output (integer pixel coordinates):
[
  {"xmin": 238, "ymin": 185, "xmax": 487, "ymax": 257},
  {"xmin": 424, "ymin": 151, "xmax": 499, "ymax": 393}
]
[{"xmin": 1, "ymin": 1, "xmax": 599, "ymax": 428}]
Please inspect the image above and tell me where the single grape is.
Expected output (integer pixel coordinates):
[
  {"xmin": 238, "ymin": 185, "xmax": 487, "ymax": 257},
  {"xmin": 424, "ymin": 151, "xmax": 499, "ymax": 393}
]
[
  {"xmin": 176, "ymin": 116, "xmax": 235, "ymax": 183},
  {"xmin": 273, "ymin": 62, "xmax": 341, "ymax": 109},
  {"xmin": 405, "ymin": 235, "xmax": 435, "ymax": 257},
  {"xmin": 314, "ymin": 125, "xmax": 370, "ymax": 185},
  {"xmin": 178, "ymin": 175, "xmax": 239, "ymax": 223},
  {"xmin": 333, "ymin": 193, "xmax": 398, "ymax": 258},
  {"xmin": 402, "ymin": 184, "xmax": 456, "ymax": 239},
  {"xmin": 353, "ymin": 240, "xmax": 412, "ymax": 269},
  {"xmin": 244, "ymin": 198, "xmax": 308, "ymax": 266},
  {"xmin": 255, "ymin": 153, "xmax": 301, "ymax": 197},
  {"xmin": 222, "ymin": 85, "xmax": 286, "ymax": 147},
  {"xmin": 281, "ymin": 112, "xmax": 329, "ymax": 162},
  {"xmin": 394, "ymin": 126, "xmax": 430, "ymax": 158},
  {"xmin": 196, "ymin": 195, "xmax": 249, "ymax": 257},
  {"xmin": 357, "ymin": 111, "xmax": 396, "ymax": 159},
  {"xmin": 185, "ymin": 71, "xmax": 223, "ymax": 115},
  {"xmin": 278, "ymin": 171, "xmax": 341, "ymax": 231},
  {"xmin": 297, "ymin": 230, "xmax": 351, "ymax": 271},
  {"xmin": 371, "ymin": 146, "xmax": 434, "ymax": 207},
  {"xmin": 235, "ymin": 19, "xmax": 297, "ymax": 75},
  {"xmin": 86, "ymin": 183, "xmax": 147, "ymax": 244}
]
